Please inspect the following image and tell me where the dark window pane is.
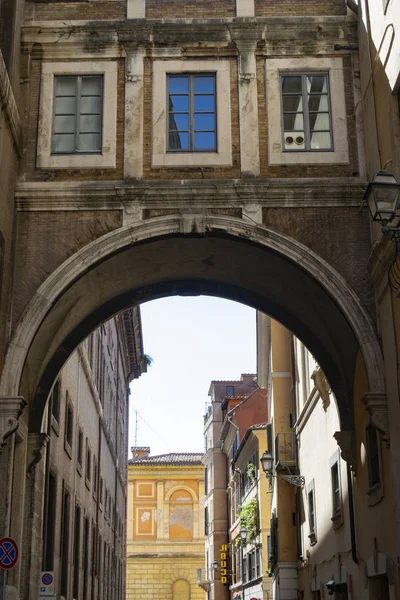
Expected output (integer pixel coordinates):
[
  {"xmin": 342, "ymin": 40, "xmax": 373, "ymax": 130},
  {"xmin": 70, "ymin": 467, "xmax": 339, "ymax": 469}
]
[
  {"xmin": 168, "ymin": 77, "xmax": 189, "ymax": 93},
  {"xmin": 310, "ymin": 131, "xmax": 331, "ymax": 149},
  {"xmin": 54, "ymin": 96, "xmax": 76, "ymax": 115},
  {"xmin": 194, "ymin": 95, "xmax": 214, "ymax": 112},
  {"xmin": 54, "ymin": 115, "xmax": 76, "ymax": 134},
  {"xmin": 55, "ymin": 78, "xmax": 76, "ymax": 96},
  {"xmin": 194, "ymin": 113, "xmax": 215, "ymax": 131},
  {"xmin": 81, "ymin": 76, "xmax": 102, "ymax": 96},
  {"xmin": 80, "ymin": 115, "xmax": 102, "ymax": 134},
  {"xmin": 169, "ymin": 95, "xmax": 189, "ymax": 112},
  {"xmin": 281, "ymin": 76, "xmax": 302, "ymax": 94},
  {"xmin": 283, "ymin": 113, "xmax": 304, "ymax": 130},
  {"xmin": 194, "ymin": 132, "xmax": 215, "ymax": 150},
  {"xmin": 169, "ymin": 131, "xmax": 189, "ymax": 150},
  {"xmin": 79, "ymin": 133, "xmax": 101, "ymax": 152},
  {"xmin": 307, "ymin": 75, "xmax": 327, "ymax": 94},
  {"xmin": 308, "ymin": 94, "xmax": 328, "ymax": 112},
  {"xmin": 169, "ymin": 113, "xmax": 189, "ymax": 131},
  {"xmin": 194, "ymin": 76, "xmax": 215, "ymax": 93},
  {"xmin": 282, "ymin": 95, "xmax": 303, "ymax": 113}
]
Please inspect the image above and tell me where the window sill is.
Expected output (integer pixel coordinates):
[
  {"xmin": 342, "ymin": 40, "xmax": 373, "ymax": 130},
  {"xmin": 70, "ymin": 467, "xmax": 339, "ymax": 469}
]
[
  {"xmin": 367, "ymin": 482, "xmax": 384, "ymax": 506},
  {"xmin": 308, "ymin": 532, "xmax": 317, "ymax": 546},
  {"xmin": 64, "ymin": 441, "xmax": 72, "ymax": 459},
  {"xmin": 331, "ymin": 512, "xmax": 343, "ymax": 530},
  {"xmin": 51, "ymin": 416, "xmax": 60, "ymax": 436}
]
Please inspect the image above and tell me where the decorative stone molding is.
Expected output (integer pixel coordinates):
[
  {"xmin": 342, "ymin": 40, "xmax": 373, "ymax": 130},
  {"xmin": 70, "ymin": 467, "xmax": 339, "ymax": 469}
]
[
  {"xmin": 27, "ymin": 433, "xmax": 49, "ymax": 473},
  {"xmin": 334, "ymin": 430, "xmax": 356, "ymax": 473},
  {"xmin": 0, "ymin": 50, "xmax": 22, "ymax": 155},
  {"xmin": 312, "ymin": 367, "xmax": 331, "ymax": 410},
  {"xmin": 0, "ymin": 397, "xmax": 26, "ymax": 453},
  {"xmin": 362, "ymin": 393, "xmax": 390, "ymax": 445}
]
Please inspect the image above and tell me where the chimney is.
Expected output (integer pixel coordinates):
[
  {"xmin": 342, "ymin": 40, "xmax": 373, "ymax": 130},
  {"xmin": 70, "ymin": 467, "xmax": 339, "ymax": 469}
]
[{"xmin": 131, "ymin": 446, "xmax": 150, "ymax": 460}]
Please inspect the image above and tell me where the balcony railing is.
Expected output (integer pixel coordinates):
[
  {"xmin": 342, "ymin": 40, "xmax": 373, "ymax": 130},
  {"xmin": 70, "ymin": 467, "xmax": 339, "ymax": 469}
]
[{"xmin": 274, "ymin": 432, "xmax": 297, "ymax": 469}]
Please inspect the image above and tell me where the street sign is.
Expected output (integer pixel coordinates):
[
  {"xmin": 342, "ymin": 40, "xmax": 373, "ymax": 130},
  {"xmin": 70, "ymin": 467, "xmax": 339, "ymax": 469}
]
[
  {"xmin": 0, "ymin": 538, "xmax": 18, "ymax": 570},
  {"xmin": 39, "ymin": 571, "xmax": 55, "ymax": 595}
]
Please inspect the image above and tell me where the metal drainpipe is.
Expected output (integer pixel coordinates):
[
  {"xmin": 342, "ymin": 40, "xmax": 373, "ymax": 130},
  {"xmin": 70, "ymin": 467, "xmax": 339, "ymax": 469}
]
[{"xmin": 346, "ymin": 464, "xmax": 358, "ymax": 564}]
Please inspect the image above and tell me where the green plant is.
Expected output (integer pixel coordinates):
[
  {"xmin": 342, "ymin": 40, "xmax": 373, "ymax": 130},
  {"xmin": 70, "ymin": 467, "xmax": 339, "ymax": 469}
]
[
  {"xmin": 237, "ymin": 498, "xmax": 258, "ymax": 542},
  {"xmin": 143, "ymin": 354, "xmax": 154, "ymax": 368},
  {"xmin": 247, "ymin": 462, "xmax": 255, "ymax": 480}
]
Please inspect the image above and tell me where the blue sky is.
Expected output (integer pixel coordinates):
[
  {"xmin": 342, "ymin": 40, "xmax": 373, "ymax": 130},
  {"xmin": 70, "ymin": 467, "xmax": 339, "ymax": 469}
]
[{"xmin": 128, "ymin": 296, "xmax": 256, "ymax": 456}]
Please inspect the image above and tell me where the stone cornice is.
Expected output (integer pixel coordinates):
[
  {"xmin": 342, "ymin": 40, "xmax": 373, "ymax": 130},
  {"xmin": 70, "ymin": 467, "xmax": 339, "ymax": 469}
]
[
  {"xmin": 16, "ymin": 179, "xmax": 365, "ymax": 211},
  {"xmin": 21, "ymin": 16, "xmax": 357, "ymax": 51}
]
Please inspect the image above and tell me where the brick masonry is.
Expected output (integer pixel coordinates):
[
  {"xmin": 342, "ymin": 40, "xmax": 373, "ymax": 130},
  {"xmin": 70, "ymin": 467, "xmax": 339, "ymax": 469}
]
[
  {"xmin": 255, "ymin": 0, "xmax": 346, "ymax": 17},
  {"xmin": 13, "ymin": 210, "xmax": 123, "ymax": 326}
]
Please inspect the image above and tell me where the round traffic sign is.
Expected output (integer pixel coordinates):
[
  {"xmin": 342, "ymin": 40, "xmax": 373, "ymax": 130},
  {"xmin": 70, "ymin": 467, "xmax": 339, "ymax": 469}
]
[
  {"xmin": 0, "ymin": 537, "xmax": 18, "ymax": 570},
  {"xmin": 41, "ymin": 573, "xmax": 53, "ymax": 585}
]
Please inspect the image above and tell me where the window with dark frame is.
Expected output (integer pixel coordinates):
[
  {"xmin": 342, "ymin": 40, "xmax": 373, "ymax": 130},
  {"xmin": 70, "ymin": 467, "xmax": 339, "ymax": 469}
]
[
  {"xmin": 52, "ymin": 75, "xmax": 103, "ymax": 155},
  {"xmin": 331, "ymin": 462, "xmax": 341, "ymax": 517},
  {"xmin": 85, "ymin": 439, "xmax": 91, "ymax": 484},
  {"xmin": 51, "ymin": 380, "xmax": 61, "ymax": 424},
  {"xmin": 43, "ymin": 471, "xmax": 57, "ymax": 570},
  {"xmin": 226, "ymin": 385, "xmax": 235, "ymax": 397},
  {"xmin": 308, "ymin": 490, "xmax": 315, "ymax": 537},
  {"xmin": 83, "ymin": 517, "xmax": 90, "ymax": 600},
  {"xmin": 366, "ymin": 425, "xmax": 381, "ymax": 488},
  {"xmin": 77, "ymin": 427, "xmax": 83, "ymax": 469},
  {"xmin": 281, "ymin": 73, "xmax": 332, "ymax": 151},
  {"xmin": 167, "ymin": 74, "xmax": 216, "ymax": 152},
  {"xmin": 64, "ymin": 397, "xmax": 74, "ymax": 453}
]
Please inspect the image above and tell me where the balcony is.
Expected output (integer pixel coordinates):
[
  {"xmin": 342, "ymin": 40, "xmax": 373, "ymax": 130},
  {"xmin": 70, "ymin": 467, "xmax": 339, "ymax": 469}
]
[
  {"xmin": 274, "ymin": 432, "xmax": 297, "ymax": 469},
  {"xmin": 196, "ymin": 569, "xmax": 210, "ymax": 591}
]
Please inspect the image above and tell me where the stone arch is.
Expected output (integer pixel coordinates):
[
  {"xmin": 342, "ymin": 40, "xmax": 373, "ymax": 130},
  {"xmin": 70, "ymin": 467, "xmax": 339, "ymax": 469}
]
[
  {"xmin": 0, "ymin": 215, "xmax": 385, "ymax": 434},
  {"xmin": 165, "ymin": 485, "xmax": 197, "ymax": 503}
]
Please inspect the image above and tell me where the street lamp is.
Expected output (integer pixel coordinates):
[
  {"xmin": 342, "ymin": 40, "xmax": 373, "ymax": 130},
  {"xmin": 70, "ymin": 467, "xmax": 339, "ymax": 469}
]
[
  {"xmin": 260, "ymin": 450, "xmax": 305, "ymax": 488},
  {"xmin": 239, "ymin": 527, "xmax": 248, "ymax": 543},
  {"xmin": 363, "ymin": 170, "xmax": 400, "ymax": 251},
  {"xmin": 363, "ymin": 170, "xmax": 400, "ymax": 224}
]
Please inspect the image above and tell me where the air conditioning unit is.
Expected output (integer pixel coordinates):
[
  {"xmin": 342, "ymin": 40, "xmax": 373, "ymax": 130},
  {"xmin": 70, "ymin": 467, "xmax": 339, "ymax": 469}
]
[{"xmin": 295, "ymin": 135, "xmax": 305, "ymax": 145}]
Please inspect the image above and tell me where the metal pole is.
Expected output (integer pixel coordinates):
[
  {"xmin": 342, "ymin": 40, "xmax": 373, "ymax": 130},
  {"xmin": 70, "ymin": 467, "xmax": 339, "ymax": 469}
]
[{"xmin": 2, "ymin": 570, "xmax": 7, "ymax": 600}]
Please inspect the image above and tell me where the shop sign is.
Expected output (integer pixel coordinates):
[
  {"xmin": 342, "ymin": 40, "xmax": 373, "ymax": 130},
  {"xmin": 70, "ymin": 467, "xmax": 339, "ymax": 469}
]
[{"xmin": 219, "ymin": 544, "xmax": 229, "ymax": 585}]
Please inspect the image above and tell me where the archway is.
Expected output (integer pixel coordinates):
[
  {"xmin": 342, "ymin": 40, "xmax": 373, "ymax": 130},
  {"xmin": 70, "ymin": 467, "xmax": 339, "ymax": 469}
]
[{"xmin": 0, "ymin": 215, "xmax": 385, "ymax": 433}]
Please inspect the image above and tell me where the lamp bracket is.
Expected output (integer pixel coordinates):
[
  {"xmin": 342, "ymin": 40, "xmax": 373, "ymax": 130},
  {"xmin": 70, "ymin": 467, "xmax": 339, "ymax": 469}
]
[{"xmin": 280, "ymin": 474, "xmax": 305, "ymax": 488}]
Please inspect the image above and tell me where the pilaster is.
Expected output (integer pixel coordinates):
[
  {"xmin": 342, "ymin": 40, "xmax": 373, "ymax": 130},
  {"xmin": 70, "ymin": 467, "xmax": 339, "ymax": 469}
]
[
  {"xmin": 127, "ymin": 0, "xmax": 146, "ymax": 18},
  {"xmin": 156, "ymin": 480, "xmax": 164, "ymax": 539},
  {"xmin": 22, "ymin": 433, "xmax": 49, "ymax": 600},
  {"xmin": 123, "ymin": 44, "xmax": 145, "ymax": 180},
  {"xmin": 232, "ymin": 35, "xmax": 260, "ymax": 176},
  {"xmin": 127, "ymin": 481, "xmax": 134, "ymax": 539},
  {"xmin": 235, "ymin": 0, "xmax": 254, "ymax": 17}
]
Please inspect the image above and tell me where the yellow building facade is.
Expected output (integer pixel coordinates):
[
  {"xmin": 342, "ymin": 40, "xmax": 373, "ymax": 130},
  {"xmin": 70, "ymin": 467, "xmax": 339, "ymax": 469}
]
[{"xmin": 127, "ymin": 449, "xmax": 206, "ymax": 600}]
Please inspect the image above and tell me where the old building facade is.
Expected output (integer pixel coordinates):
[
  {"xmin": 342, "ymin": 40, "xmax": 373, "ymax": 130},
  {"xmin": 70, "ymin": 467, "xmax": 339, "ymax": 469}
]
[
  {"xmin": 0, "ymin": 0, "xmax": 399, "ymax": 597},
  {"xmin": 18, "ymin": 307, "xmax": 146, "ymax": 600},
  {"xmin": 126, "ymin": 449, "xmax": 205, "ymax": 600}
]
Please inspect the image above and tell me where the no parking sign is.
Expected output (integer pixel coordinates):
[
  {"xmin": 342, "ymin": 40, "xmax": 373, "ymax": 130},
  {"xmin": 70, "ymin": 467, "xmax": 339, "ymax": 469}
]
[{"xmin": 39, "ymin": 571, "xmax": 55, "ymax": 595}]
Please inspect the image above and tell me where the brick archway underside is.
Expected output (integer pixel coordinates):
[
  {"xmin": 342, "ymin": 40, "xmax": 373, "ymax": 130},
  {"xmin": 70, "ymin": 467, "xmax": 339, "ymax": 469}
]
[{"xmin": 1, "ymin": 218, "xmax": 384, "ymax": 433}]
